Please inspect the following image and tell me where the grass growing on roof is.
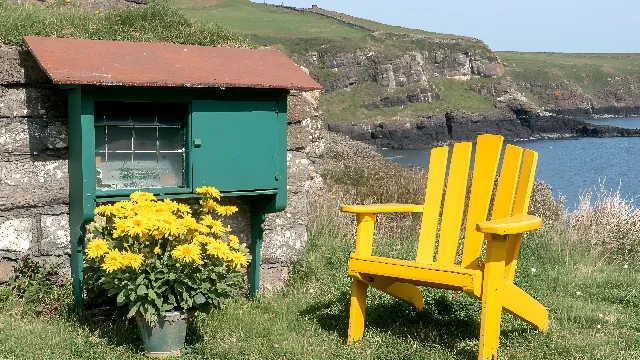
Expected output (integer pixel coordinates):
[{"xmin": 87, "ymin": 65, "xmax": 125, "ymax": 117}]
[{"xmin": 0, "ymin": 1, "xmax": 247, "ymax": 48}]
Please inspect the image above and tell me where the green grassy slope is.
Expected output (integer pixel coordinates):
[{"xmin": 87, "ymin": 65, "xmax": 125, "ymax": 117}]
[
  {"xmin": 176, "ymin": 0, "xmax": 640, "ymax": 120},
  {"xmin": 499, "ymin": 51, "xmax": 640, "ymax": 108}
]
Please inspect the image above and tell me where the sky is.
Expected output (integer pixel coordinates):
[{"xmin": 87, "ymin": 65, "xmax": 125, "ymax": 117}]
[{"xmin": 252, "ymin": 0, "xmax": 639, "ymax": 53}]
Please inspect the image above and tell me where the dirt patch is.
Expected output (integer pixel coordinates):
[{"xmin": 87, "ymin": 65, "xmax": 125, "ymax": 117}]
[{"xmin": 602, "ymin": 64, "xmax": 615, "ymax": 74}]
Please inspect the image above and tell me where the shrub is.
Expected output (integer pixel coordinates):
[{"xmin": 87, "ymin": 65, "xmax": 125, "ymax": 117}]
[
  {"xmin": 565, "ymin": 183, "xmax": 640, "ymax": 261},
  {"xmin": 8, "ymin": 256, "xmax": 71, "ymax": 317}
]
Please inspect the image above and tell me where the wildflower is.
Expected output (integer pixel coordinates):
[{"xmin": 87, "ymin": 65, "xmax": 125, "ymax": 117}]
[
  {"xmin": 154, "ymin": 247, "xmax": 161, "ymax": 254},
  {"xmin": 101, "ymin": 249, "xmax": 125, "ymax": 273},
  {"xmin": 624, "ymin": 264, "xmax": 629, "ymax": 269},
  {"xmin": 85, "ymin": 239, "xmax": 109, "ymax": 259},
  {"xmin": 123, "ymin": 251, "xmax": 145, "ymax": 271},
  {"xmin": 598, "ymin": 314, "xmax": 604, "ymax": 318},
  {"xmin": 531, "ymin": 268, "xmax": 536, "ymax": 273},
  {"xmin": 227, "ymin": 251, "xmax": 249, "ymax": 269},
  {"xmin": 171, "ymin": 243, "xmax": 204, "ymax": 264},
  {"xmin": 228, "ymin": 234, "xmax": 239, "ymax": 248},
  {"xmin": 196, "ymin": 186, "xmax": 221, "ymax": 200},
  {"xmin": 206, "ymin": 239, "xmax": 231, "ymax": 259},
  {"xmin": 576, "ymin": 291, "xmax": 582, "ymax": 296}
]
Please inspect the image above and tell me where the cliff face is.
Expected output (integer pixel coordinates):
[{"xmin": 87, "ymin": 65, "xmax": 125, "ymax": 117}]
[{"xmin": 307, "ymin": 36, "xmax": 504, "ymax": 93}]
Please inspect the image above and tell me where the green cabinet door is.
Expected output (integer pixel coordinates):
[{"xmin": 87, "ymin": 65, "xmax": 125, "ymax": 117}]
[{"xmin": 191, "ymin": 100, "xmax": 280, "ymax": 192}]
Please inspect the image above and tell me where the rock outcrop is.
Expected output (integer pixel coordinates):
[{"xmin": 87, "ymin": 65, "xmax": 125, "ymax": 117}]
[{"xmin": 328, "ymin": 111, "xmax": 640, "ymax": 149}]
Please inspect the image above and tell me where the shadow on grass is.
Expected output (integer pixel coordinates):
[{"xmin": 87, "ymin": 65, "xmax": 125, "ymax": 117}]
[{"xmin": 299, "ymin": 289, "xmax": 534, "ymax": 360}]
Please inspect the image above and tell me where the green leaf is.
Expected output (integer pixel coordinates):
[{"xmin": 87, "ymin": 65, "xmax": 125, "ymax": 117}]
[
  {"xmin": 137, "ymin": 284, "xmax": 148, "ymax": 296},
  {"xmin": 136, "ymin": 275, "xmax": 145, "ymax": 285},
  {"xmin": 127, "ymin": 303, "xmax": 140, "ymax": 318},
  {"xmin": 116, "ymin": 290, "xmax": 127, "ymax": 306},
  {"xmin": 194, "ymin": 294, "xmax": 206, "ymax": 305}
]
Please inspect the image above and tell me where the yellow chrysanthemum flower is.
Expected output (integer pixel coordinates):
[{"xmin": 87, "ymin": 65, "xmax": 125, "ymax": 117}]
[
  {"xmin": 101, "ymin": 249, "xmax": 126, "ymax": 273},
  {"xmin": 129, "ymin": 191, "xmax": 156, "ymax": 203},
  {"xmin": 154, "ymin": 247, "xmax": 161, "ymax": 254},
  {"xmin": 176, "ymin": 203, "xmax": 192, "ymax": 215},
  {"xmin": 171, "ymin": 243, "xmax": 204, "ymax": 264},
  {"xmin": 202, "ymin": 199, "xmax": 217, "ymax": 213},
  {"xmin": 196, "ymin": 186, "xmax": 221, "ymax": 200},
  {"xmin": 206, "ymin": 239, "xmax": 231, "ymax": 259},
  {"xmin": 214, "ymin": 204, "xmax": 239, "ymax": 217},
  {"xmin": 94, "ymin": 205, "xmax": 115, "ymax": 216},
  {"xmin": 123, "ymin": 251, "xmax": 145, "ymax": 271},
  {"xmin": 227, "ymin": 251, "xmax": 249, "ymax": 269},
  {"xmin": 228, "ymin": 235, "xmax": 239, "ymax": 248},
  {"xmin": 85, "ymin": 239, "xmax": 109, "ymax": 259},
  {"xmin": 201, "ymin": 215, "xmax": 228, "ymax": 236}
]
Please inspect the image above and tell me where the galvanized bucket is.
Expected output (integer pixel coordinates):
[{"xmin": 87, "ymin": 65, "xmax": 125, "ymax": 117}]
[{"xmin": 136, "ymin": 311, "xmax": 189, "ymax": 358}]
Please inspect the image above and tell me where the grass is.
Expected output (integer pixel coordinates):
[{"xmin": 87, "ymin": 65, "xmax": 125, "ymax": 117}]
[
  {"xmin": 2, "ymin": 135, "xmax": 640, "ymax": 359},
  {"xmin": 321, "ymin": 79, "xmax": 497, "ymax": 124},
  {"xmin": 0, "ymin": 1, "xmax": 247, "ymax": 47},
  {"xmin": 1, "ymin": 204, "xmax": 639, "ymax": 359},
  {"xmin": 498, "ymin": 51, "xmax": 640, "ymax": 106},
  {"xmin": 306, "ymin": 7, "xmax": 458, "ymax": 39}
]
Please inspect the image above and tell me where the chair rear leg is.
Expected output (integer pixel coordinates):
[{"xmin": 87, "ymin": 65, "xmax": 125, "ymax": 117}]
[
  {"xmin": 502, "ymin": 283, "xmax": 549, "ymax": 331},
  {"xmin": 348, "ymin": 278, "xmax": 368, "ymax": 344}
]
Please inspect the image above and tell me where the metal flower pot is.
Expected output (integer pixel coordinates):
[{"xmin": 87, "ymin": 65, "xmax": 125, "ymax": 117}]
[{"xmin": 135, "ymin": 310, "xmax": 189, "ymax": 358}]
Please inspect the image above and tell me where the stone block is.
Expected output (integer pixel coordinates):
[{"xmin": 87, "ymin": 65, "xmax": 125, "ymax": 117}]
[
  {"xmin": 0, "ymin": 86, "xmax": 66, "ymax": 118},
  {"xmin": 259, "ymin": 263, "xmax": 290, "ymax": 294},
  {"xmin": 0, "ymin": 218, "xmax": 33, "ymax": 255},
  {"xmin": 0, "ymin": 45, "xmax": 50, "ymax": 85},
  {"xmin": 287, "ymin": 90, "xmax": 320, "ymax": 124},
  {"xmin": 41, "ymin": 214, "xmax": 70, "ymax": 256},
  {"xmin": 0, "ymin": 261, "xmax": 14, "ymax": 284},
  {"xmin": 0, "ymin": 159, "xmax": 69, "ymax": 210},
  {"xmin": 0, "ymin": 117, "xmax": 68, "ymax": 155}
]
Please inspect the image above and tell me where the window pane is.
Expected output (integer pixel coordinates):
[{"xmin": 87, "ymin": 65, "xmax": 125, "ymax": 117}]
[
  {"xmin": 107, "ymin": 126, "xmax": 133, "ymax": 152},
  {"xmin": 95, "ymin": 126, "xmax": 106, "ymax": 152},
  {"xmin": 95, "ymin": 101, "xmax": 186, "ymax": 191},
  {"xmin": 158, "ymin": 127, "xmax": 184, "ymax": 151},
  {"xmin": 159, "ymin": 153, "xmax": 184, "ymax": 187},
  {"xmin": 133, "ymin": 127, "xmax": 157, "ymax": 151}
]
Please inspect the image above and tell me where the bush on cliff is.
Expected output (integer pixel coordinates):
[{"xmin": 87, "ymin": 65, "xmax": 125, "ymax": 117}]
[{"xmin": 0, "ymin": 1, "xmax": 248, "ymax": 48}]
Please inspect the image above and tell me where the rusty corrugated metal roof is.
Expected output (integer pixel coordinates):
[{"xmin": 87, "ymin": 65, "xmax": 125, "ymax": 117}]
[{"xmin": 24, "ymin": 36, "xmax": 323, "ymax": 91}]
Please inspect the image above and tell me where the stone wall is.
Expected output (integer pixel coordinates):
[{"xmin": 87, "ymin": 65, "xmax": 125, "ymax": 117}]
[{"xmin": 0, "ymin": 44, "xmax": 324, "ymax": 295}]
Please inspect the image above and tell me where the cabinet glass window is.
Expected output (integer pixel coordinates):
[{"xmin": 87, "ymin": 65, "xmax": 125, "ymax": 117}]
[{"xmin": 94, "ymin": 102, "xmax": 187, "ymax": 190}]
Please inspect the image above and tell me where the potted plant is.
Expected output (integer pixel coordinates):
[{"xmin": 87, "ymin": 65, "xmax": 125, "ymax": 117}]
[{"xmin": 83, "ymin": 186, "xmax": 250, "ymax": 358}]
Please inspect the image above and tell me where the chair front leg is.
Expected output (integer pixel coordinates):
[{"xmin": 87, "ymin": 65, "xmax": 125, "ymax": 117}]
[
  {"xmin": 478, "ymin": 234, "xmax": 508, "ymax": 360},
  {"xmin": 348, "ymin": 278, "xmax": 368, "ymax": 344}
]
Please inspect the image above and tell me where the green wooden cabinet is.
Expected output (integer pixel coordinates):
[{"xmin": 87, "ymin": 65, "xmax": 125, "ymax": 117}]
[
  {"xmin": 192, "ymin": 100, "xmax": 281, "ymax": 193},
  {"xmin": 68, "ymin": 87, "xmax": 290, "ymax": 312}
]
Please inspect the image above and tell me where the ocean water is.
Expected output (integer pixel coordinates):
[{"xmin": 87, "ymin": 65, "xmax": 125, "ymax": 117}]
[{"xmin": 379, "ymin": 117, "xmax": 640, "ymax": 208}]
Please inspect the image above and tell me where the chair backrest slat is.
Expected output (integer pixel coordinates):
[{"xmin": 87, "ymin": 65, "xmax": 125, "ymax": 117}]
[
  {"xmin": 416, "ymin": 146, "xmax": 449, "ymax": 264},
  {"xmin": 435, "ymin": 142, "xmax": 472, "ymax": 266},
  {"xmin": 490, "ymin": 144, "xmax": 524, "ymax": 220},
  {"xmin": 459, "ymin": 135, "xmax": 504, "ymax": 269},
  {"xmin": 512, "ymin": 149, "xmax": 538, "ymax": 215}
]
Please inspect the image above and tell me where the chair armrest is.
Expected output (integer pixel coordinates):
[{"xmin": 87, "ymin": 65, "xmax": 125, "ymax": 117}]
[
  {"xmin": 341, "ymin": 204, "xmax": 424, "ymax": 214},
  {"xmin": 476, "ymin": 214, "xmax": 542, "ymax": 235}
]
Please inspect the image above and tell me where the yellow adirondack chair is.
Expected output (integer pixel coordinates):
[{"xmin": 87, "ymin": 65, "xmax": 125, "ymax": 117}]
[{"xmin": 341, "ymin": 134, "xmax": 548, "ymax": 360}]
